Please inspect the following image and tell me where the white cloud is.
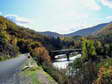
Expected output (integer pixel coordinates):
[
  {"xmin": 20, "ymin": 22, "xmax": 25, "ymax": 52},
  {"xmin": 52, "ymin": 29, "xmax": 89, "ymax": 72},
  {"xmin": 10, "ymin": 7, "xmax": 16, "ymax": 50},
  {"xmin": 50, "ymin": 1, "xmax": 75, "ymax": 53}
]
[
  {"xmin": 5, "ymin": 15, "xmax": 32, "ymax": 24},
  {"xmin": 104, "ymin": 16, "xmax": 112, "ymax": 22},
  {"xmin": 52, "ymin": 0, "xmax": 101, "ymax": 11},
  {"xmin": 100, "ymin": 0, "xmax": 112, "ymax": 8},
  {"xmin": 106, "ymin": 16, "xmax": 112, "ymax": 19},
  {"xmin": 79, "ymin": 0, "xmax": 101, "ymax": 10}
]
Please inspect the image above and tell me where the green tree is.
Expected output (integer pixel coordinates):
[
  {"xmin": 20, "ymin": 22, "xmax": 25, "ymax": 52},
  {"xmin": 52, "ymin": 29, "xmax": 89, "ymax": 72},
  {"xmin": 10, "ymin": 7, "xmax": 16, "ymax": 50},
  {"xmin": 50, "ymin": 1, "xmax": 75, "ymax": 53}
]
[
  {"xmin": 87, "ymin": 40, "xmax": 96, "ymax": 61},
  {"xmin": 81, "ymin": 38, "xmax": 88, "ymax": 61},
  {"xmin": 95, "ymin": 41, "xmax": 103, "ymax": 56}
]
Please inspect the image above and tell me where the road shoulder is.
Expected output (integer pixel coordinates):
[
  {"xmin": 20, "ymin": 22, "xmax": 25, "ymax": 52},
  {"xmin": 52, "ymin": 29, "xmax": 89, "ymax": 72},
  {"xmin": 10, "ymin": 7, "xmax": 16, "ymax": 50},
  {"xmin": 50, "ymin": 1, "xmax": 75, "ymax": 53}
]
[{"xmin": 20, "ymin": 57, "xmax": 57, "ymax": 84}]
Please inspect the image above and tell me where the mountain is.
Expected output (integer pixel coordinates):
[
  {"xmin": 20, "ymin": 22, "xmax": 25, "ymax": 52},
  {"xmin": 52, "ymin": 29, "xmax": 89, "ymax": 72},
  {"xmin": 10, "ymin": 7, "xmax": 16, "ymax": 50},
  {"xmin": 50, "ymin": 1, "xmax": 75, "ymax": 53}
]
[
  {"xmin": 39, "ymin": 22, "xmax": 110, "ymax": 37},
  {"xmin": 96, "ymin": 24, "xmax": 112, "ymax": 35},
  {"xmin": 39, "ymin": 31, "xmax": 62, "ymax": 37},
  {"xmin": 95, "ymin": 23, "xmax": 112, "ymax": 43},
  {"xmin": 65, "ymin": 23, "xmax": 109, "ymax": 36}
]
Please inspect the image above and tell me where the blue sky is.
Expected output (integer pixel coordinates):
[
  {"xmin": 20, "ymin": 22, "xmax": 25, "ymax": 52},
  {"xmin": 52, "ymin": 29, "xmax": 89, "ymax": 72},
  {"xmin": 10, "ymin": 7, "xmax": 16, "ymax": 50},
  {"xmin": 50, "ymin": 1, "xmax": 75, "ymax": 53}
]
[{"xmin": 0, "ymin": 0, "xmax": 112, "ymax": 34}]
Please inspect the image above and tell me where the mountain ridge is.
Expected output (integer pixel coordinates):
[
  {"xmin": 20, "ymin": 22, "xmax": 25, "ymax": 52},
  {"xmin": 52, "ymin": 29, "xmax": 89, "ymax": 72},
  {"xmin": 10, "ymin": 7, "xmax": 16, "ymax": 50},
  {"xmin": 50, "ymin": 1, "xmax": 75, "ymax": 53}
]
[{"xmin": 39, "ymin": 22, "xmax": 110, "ymax": 37}]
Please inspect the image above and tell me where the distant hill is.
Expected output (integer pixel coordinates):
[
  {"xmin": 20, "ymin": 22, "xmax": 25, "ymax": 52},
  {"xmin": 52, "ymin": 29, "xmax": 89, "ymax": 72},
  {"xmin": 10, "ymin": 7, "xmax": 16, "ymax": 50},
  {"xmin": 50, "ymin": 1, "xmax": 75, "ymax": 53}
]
[
  {"xmin": 39, "ymin": 23, "xmax": 110, "ymax": 37},
  {"xmin": 96, "ymin": 24, "xmax": 112, "ymax": 35},
  {"xmin": 39, "ymin": 31, "xmax": 62, "ymax": 37},
  {"xmin": 95, "ymin": 23, "xmax": 112, "ymax": 43},
  {"xmin": 65, "ymin": 23, "xmax": 109, "ymax": 36}
]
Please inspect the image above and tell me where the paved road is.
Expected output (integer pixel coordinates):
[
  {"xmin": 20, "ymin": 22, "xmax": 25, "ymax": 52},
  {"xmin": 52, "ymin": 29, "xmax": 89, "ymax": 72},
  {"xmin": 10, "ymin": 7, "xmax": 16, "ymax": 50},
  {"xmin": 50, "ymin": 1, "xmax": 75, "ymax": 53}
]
[{"xmin": 0, "ymin": 54, "xmax": 28, "ymax": 84}]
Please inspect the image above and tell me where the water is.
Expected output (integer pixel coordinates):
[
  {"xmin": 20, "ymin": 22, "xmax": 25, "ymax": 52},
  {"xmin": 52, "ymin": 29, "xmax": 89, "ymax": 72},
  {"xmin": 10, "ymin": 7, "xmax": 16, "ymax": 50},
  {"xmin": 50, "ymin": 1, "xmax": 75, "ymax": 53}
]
[{"xmin": 53, "ymin": 54, "xmax": 81, "ymax": 69}]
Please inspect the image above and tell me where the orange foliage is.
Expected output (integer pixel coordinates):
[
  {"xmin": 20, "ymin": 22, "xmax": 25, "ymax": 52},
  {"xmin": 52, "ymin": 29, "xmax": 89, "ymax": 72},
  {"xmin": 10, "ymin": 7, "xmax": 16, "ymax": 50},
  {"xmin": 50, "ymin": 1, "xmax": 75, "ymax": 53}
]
[
  {"xmin": 10, "ymin": 36, "xmax": 17, "ymax": 45},
  {"xmin": 93, "ymin": 66, "xmax": 112, "ymax": 84},
  {"xmin": 31, "ymin": 47, "xmax": 51, "ymax": 64}
]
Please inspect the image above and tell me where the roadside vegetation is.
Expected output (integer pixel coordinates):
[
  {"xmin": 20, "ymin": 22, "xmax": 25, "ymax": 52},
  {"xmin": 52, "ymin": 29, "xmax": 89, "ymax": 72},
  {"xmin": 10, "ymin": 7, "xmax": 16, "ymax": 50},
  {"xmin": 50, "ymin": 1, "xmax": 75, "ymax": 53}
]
[{"xmin": 20, "ymin": 57, "xmax": 57, "ymax": 84}]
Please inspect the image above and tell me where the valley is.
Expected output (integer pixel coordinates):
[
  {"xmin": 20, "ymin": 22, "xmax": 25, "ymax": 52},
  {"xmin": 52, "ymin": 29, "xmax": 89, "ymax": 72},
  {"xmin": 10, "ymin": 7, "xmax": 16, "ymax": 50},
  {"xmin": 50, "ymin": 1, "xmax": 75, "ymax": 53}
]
[{"xmin": 0, "ymin": 16, "xmax": 112, "ymax": 84}]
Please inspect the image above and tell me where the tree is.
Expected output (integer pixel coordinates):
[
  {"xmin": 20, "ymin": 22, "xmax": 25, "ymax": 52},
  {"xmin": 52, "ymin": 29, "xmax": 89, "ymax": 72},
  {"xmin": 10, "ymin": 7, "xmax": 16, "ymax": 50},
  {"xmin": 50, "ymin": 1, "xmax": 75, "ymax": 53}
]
[
  {"xmin": 81, "ymin": 38, "xmax": 88, "ymax": 61},
  {"xmin": 109, "ymin": 44, "xmax": 112, "ymax": 57},
  {"xmin": 95, "ymin": 41, "xmax": 103, "ymax": 56},
  {"xmin": 17, "ymin": 39, "xmax": 32, "ymax": 53},
  {"xmin": 0, "ymin": 31, "xmax": 9, "ymax": 44},
  {"xmin": 0, "ymin": 23, "xmax": 7, "ymax": 31},
  {"xmin": 31, "ymin": 47, "xmax": 51, "ymax": 65},
  {"xmin": 87, "ymin": 40, "xmax": 96, "ymax": 61}
]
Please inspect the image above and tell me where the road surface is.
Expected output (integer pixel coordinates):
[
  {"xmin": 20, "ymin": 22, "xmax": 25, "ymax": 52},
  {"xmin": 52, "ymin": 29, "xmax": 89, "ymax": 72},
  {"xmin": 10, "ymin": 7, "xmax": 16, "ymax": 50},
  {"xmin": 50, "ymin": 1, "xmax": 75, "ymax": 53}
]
[{"xmin": 0, "ymin": 54, "xmax": 28, "ymax": 84}]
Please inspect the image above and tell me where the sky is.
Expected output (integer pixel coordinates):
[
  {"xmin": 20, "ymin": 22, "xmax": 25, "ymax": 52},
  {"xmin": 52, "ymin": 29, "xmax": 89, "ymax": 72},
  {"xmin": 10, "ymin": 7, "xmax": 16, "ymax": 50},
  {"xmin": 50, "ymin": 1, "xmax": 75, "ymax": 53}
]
[{"xmin": 0, "ymin": 0, "xmax": 112, "ymax": 34}]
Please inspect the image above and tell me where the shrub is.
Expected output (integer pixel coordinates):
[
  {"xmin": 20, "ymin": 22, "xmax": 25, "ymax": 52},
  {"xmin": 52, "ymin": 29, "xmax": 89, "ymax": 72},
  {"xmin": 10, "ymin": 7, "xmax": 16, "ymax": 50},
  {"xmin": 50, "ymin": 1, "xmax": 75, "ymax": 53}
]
[
  {"xmin": 97, "ymin": 58, "xmax": 112, "ymax": 68},
  {"xmin": 42, "ymin": 63, "xmax": 69, "ymax": 84},
  {"xmin": 94, "ymin": 66, "xmax": 112, "ymax": 84},
  {"xmin": 31, "ymin": 47, "xmax": 51, "ymax": 65}
]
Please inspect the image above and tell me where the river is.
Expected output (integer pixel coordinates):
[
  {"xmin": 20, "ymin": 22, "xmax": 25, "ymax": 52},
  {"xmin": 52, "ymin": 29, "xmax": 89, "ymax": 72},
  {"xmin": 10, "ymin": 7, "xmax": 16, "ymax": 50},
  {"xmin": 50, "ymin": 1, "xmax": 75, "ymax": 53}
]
[{"xmin": 53, "ymin": 54, "xmax": 81, "ymax": 69}]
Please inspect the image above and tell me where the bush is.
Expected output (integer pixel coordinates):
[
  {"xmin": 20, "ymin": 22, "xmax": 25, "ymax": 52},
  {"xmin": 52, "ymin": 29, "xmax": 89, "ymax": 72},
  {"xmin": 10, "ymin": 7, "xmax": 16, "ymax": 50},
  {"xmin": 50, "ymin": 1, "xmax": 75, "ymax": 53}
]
[
  {"xmin": 31, "ymin": 47, "xmax": 51, "ymax": 65},
  {"xmin": 42, "ymin": 63, "xmax": 69, "ymax": 84},
  {"xmin": 94, "ymin": 66, "xmax": 112, "ymax": 84},
  {"xmin": 97, "ymin": 58, "xmax": 112, "ymax": 68}
]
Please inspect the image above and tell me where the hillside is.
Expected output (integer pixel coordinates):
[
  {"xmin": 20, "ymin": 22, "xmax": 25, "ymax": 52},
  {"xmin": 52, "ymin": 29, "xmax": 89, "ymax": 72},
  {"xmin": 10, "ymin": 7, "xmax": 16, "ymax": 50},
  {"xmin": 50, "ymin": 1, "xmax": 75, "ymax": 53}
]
[
  {"xmin": 95, "ymin": 23, "xmax": 112, "ymax": 43},
  {"xmin": 65, "ymin": 23, "xmax": 109, "ymax": 36},
  {"xmin": 0, "ymin": 16, "xmax": 60, "ymax": 60},
  {"xmin": 0, "ymin": 16, "xmax": 20, "ymax": 60},
  {"xmin": 39, "ymin": 31, "xmax": 62, "ymax": 37},
  {"xmin": 96, "ymin": 24, "xmax": 112, "ymax": 35}
]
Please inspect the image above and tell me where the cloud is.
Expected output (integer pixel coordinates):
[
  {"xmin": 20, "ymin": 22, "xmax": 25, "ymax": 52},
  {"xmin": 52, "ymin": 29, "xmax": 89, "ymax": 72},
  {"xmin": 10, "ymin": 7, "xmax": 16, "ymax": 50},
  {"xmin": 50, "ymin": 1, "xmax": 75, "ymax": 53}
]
[
  {"xmin": 54, "ymin": 0, "xmax": 101, "ymax": 11},
  {"xmin": 100, "ymin": 0, "xmax": 112, "ymax": 8},
  {"xmin": 34, "ymin": 0, "xmax": 102, "ymax": 33},
  {"xmin": 106, "ymin": 16, "xmax": 112, "ymax": 19},
  {"xmin": 5, "ymin": 15, "xmax": 32, "ymax": 24},
  {"xmin": 79, "ymin": 0, "xmax": 101, "ymax": 10},
  {"xmin": 105, "ymin": 16, "xmax": 112, "ymax": 22}
]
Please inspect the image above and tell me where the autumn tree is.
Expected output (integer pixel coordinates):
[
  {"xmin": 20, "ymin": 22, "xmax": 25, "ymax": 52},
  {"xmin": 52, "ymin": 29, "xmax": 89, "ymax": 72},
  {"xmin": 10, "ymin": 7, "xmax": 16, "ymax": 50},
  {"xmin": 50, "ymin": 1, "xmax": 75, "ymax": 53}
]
[{"xmin": 31, "ymin": 47, "xmax": 51, "ymax": 65}]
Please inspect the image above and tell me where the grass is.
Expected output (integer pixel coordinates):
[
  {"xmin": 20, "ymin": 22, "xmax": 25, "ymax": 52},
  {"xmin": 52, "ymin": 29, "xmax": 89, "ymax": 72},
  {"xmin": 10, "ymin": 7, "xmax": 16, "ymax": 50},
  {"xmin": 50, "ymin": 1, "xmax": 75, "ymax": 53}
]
[
  {"xmin": 22, "ymin": 68, "xmax": 41, "ymax": 84},
  {"xmin": 20, "ymin": 57, "xmax": 57, "ymax": 84},
  {"xmin": 20, "ymin": 58, "xmax": 42, "ymax": 84}
]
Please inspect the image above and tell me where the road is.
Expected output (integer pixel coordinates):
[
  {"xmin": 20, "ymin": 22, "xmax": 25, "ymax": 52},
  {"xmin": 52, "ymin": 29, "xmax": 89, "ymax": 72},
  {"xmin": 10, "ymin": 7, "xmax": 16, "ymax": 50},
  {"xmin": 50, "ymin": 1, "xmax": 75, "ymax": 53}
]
[{"xmin": 0, "ymin": 54, "xmax": 28, "ymax": 84}]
